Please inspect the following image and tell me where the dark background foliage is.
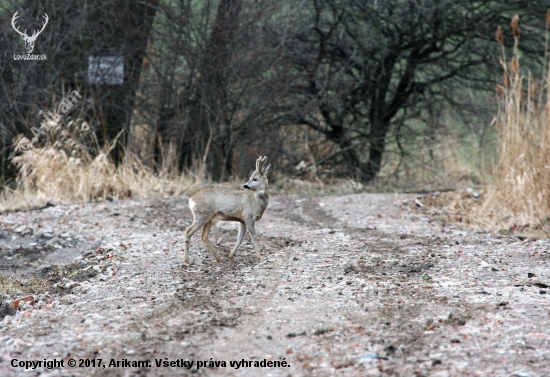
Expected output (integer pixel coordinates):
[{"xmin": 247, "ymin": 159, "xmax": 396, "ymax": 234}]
[{"xmin": 1, "ymin": 0, "xmax": 548, "ymax": 185}]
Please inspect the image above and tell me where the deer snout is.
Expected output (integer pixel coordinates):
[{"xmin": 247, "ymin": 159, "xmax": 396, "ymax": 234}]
[{"xmin": 243, "ymin": 184, "xmax": 250, "ymax": 190}]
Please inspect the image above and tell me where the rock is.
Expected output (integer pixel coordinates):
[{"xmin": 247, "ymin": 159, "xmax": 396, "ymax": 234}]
[
  {"xmin": 36, "ymin": 294, "xmax": 51, "ymax": 304},
  {"xmin": 100, "ymin": 243, "xmax": 116, "ymax": 251},
  {"xmin": 105, "ymin": 266, "xmax": 117, "ymax": 276},
  {"xmin": 286, "ymin": 331, "xmax": 306, "ymax": 338},
  {"xmin": 65, "ymin": 281, "xmax": 78, "ymax": 289},
  {"xmin": 9, "ymin": 295, "xmax": 35, "ymax": 310},
  {"xmin": 527, "ymin": 272, "xmax": 536, "ymax": 278},
  {"xmin": 7, "ymin": 338, "xmax": 26, "ymax": 352},
  {"xmin": 465, "ymin": 188, "xmax": 480, "ymax": 198},
  {"xmin": 13, "ymin": 225, "xmax": 27, "ymax": 233},
  {"xmin": 46, "ymin": 200, "xmax": 60, "ymax": 207},
  {"xmin": 18, "ymin": 301, "xmax": 32, "ymax": 311},
  {"xmin": 331, "ymin": 359, "xmax": 356, "ymax": 369},
  {"xmin": 46, "ymin": 236, "xmax": 60, "ymax": 245},
  {"xmin": 344, "ymin": 265, "xmax": 357, "ymax": 274},
  {"xmin": 313, "ymin": 328, "xmax": 333, "ymax": 335},
  {"xmin": 0, "ymin": 304, "xmax": 16, "ymax": 319},
  {"xmin": 512, "ymin": 278, "xmax": 549, "ymax": 288},
  {"xmin": 365, "ymin": 368, "xmax": 382, "ymax": 377}
]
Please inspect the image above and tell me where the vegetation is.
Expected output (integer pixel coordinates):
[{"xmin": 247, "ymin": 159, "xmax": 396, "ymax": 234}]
[
  {"xmin": 0, "ymin": 275, "xmax": 49, "ymax": 296},
  {"xmin": 0, "ymin": 115, "xmax": 200, "ymax": 212},
  {"xmin": 473, "ymin": 14, "xmax": 550, "ymax": 233},
  {"xmin": 1, "ymin": 0, "xmax": 550, "ymax": 230}
]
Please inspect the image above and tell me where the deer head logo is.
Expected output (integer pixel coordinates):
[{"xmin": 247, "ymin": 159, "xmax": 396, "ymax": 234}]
[{"xmin": 11, "ymin": 11, "xmax": 49, "ymax": 54}]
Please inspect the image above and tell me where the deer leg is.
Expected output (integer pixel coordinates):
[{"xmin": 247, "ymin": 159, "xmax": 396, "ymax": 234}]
[
  {"xmin": 201, "ymin": 221, "xmax": 223, "ymax": 263},
  {"xmin": 229, "ymin": 222, "xmax": 246, "ymax": 262},
  {"xmin": 184, "ymin": 218, "xmax": 208, "ymax": 265},
  {"xmin": 245, "ymin": 220, "xmax": 263, "ymax": 261}
]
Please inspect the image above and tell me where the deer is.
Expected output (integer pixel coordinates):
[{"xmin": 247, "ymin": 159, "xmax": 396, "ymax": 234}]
[
  {"xmin": 183, "ymin": 156, "xmax": 271, "ymax": 265},
  {"xmin": 11, "ymin": 11, "xmax": 49, "ymax": 54}
]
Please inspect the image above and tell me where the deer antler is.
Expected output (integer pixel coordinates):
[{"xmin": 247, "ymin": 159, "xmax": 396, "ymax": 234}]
[
  {"xmin": 11, "ymin": 11, "xmax": 48, "ymax": 41},
  {"xmin": 29, "ymin": 13, "xmax": 48, "ymax": 41},
  {"xmin": 11, "ymin": 11, "xmax": 27, "ymax": 38},
  {"xmin": 256, "ymin": 156, "xmax": 267, "ymax": 173}
]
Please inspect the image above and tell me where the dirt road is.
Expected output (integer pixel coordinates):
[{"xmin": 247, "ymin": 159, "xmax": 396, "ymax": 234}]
[{"xmin": 0, "ymin": 193, "xmax": 549, "ymax": 376}]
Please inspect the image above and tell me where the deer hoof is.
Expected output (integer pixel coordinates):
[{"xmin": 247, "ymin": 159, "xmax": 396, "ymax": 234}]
[
  {"xmin": 184, "ymin": 258, "xmax": 193, "ymax": 266},
  {"xmin": 256, "ymin": 256, "xmax": 264, "ymax": 262}
]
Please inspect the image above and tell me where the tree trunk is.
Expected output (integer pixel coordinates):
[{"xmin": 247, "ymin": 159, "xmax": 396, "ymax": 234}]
[
  {"xmin": 88, "ymin": 0, "xmax": 159, "ymax": 164},
  {"xmin": 362, "ymin": 121, "xmax": 391, "ymax": 182},
  {"xmin": 183, "ymin": 0, "xmax": 241, "ymax": 180},
  {"xmin": 316, "ymin": 106, "xmax": 392, "ymax": 183}
]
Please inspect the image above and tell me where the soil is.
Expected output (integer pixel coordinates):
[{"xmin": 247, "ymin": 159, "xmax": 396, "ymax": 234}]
[{"xmin": 0, "ymin": 193, "xmax": 549, "ymax": 376}]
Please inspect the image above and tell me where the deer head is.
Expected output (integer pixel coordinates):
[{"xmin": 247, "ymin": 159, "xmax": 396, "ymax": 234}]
[
  {"xmin": 243, "ymin": 156, "xmax": 271, "ymax": 193},
  {"xmin": 12, "ymin": 11, "xmax": 49, "ymax": 54}
]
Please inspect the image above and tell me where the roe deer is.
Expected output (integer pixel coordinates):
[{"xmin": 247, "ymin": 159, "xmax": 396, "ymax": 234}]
[{"xmin": 183, "ymin": 156, "xmax": 271, "ymax": 265}]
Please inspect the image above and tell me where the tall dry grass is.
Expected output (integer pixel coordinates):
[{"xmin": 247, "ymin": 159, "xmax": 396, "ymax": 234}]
[
  {"xmin": 472, "ymin": 15, "xmax": 550, "ymax": 233},
  {"xmin": 0, "ymin": 118, "xmax": 201, "ymax": 213}
]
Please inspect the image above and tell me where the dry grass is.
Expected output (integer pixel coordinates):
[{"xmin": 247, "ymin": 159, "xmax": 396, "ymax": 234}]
[
  {"xmin": 0, "ymin": 275, "xmax": 49, "ymax": 297},
  {"xmin": 0, "ymin": 118, "xmax": 365, "ymax": 212},
  {"xmin": 470, "ymin": 17, "xmax": 550, "ymax": 234},
  {"xmin": 423, "ymin": 189, "xmax": 482, "ymax": 225},
  {"xmin": 0, "ymin": 120, "xmax": 201, "ymax": 213}
]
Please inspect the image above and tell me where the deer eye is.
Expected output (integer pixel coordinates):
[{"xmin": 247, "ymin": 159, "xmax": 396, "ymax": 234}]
[{"xmin": 253, "ymin": 178, "xmax": 258, "ymax": 181}]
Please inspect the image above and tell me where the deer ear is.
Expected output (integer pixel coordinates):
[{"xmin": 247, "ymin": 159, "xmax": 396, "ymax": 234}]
[{"xmin": 262, "ymin": 164, "xmax": 271, "ymax": 177}]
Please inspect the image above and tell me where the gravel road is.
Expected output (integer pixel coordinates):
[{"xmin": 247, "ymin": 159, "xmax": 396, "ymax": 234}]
[{"xmin": 0, "ymin": 193, "xmax": 549, "ymax": 376}]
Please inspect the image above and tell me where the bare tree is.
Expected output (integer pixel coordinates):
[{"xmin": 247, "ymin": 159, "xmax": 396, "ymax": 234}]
[
  {"xmin": 2, "ymin": 0, "xmax": 549, "ymax": 187},
  {"xmin": 271, "ymin": 0, "xmax": 549, "ymax": 182},
  {"xmin": 0, "ymin": 0, "xmax": 158, "ymax": 183},
  {"xmin": 131, "ymin": 0, "xmax": 283, "ymax": 180}
]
